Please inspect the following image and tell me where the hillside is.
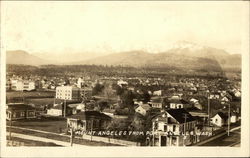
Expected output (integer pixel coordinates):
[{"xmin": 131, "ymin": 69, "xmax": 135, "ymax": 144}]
[
  {"xmin": 6, "ymin": 50, "xmax": 54, "ymax": 66},
  {"xmin": 6, "ymin": 41, "xmax": 241, "ymax": 73}
]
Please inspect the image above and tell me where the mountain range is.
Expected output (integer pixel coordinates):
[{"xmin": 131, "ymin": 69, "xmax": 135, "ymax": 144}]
[{"xmin": 6, "ymin": 41, "xmax": 241, "ymax": 72}]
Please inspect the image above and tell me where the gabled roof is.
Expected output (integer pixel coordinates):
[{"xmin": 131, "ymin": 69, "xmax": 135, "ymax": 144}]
[
  {"xmin": 50, "ymin": 104, "xmax": 63, "ymax": 110},
  {"xmin": 136, "ymin": 104, "xmax": 151, "ymax": 111},
  {"xmin": 166, "ymin": 109, "xmax": 196, "ymax": 123},
  {"xmin": 150, "ymin": 97, "xmax": 162, "ymax": 103},
  {"xmin": 170, "ymin": 99, "xmax": 189, "ymax": 104},
  {"xmin": 213, "ymin": 112, "xmax": 228, "ymax": 120},
  {"xmin": 67, "ymin": 111, "xmax": 111, "ymax": 120}
]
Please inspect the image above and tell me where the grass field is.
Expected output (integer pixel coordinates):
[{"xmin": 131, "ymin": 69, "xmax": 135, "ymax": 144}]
[
  {"xmin": 7, "ymin": 117, "xmax": 67, "ymax": 133},
  {"xmin": 7, "ymin": 91, "xmax": 55, "ymax": 102},
  {"xmin": 7, "ymin": 126, "xmax": 120, "ymax": 146}
]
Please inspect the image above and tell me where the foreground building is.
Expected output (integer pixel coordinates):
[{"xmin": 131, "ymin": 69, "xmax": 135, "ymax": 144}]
[
  {"xmin": 6, "ymin": 103, "xmax": 36, "ymax": 120},
  {"xmin": 151, "ymin": 108, "xmax": 197, "ymax": 146},
  {"xmin": 66, "ymin": 111, "xmax": 112, "ymax": 133}
]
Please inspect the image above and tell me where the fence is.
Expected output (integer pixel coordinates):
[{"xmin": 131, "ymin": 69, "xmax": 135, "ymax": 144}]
[{"xmin": 81, "ymin": 134, "xmax": 140, "ymax": 146}]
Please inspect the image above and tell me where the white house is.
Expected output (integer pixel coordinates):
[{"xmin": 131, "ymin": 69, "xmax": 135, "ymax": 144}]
[
  {"xmin": 47, "ymin": 104, "xmax": 63, "ymax": 116},
  {"xmin": 234, "ymin": 91, "xmax": 241, "ymax": 97},
  {"xmin": 68, "ymin": 103, "xmax": 86, "ymax": 114},
  {"xmin": 10, "ymin": 80, "xmax": 35, "ymax": 91},
  {"xmin": 135, "ymin": 104, "xmax": 151, "ymax": 116},
  {"xmin": 153, "ymin": 90, "xmax": 162, "ymax": 96},
  {"xmin": 77, "ymin": 77, "xmax": 84, "ymax": 88},
  {"xmin": 210, "ymin": 112, "xmax": 228, "ymax": 127},
  {"xmin": 148, "ymin": 97, "xmax": 163, "ymax": 109},
  {"xmin": 190, "ymin": 98, "xmax": 199, "ymax": 104},
  {"xmin": 151, "ymin": 109, "xmax": 197, "ymax": 146},
  {"xmin": 117, "ymin": 80, "xmax": 128, "ymax": 87}
]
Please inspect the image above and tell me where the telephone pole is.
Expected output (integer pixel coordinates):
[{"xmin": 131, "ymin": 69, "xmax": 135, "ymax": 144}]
[
  {"xmin": 90, "ymin": 119, "xmax": 93, "ymax": 141},
  {"xmin": 207, "ymin": 91, "xmax": 210, "ymax": 126},
  {"xmin": 227, "ymin": 103, "xmax": 231, "ymax": 136},
  {"xmin": 183, "ymin": 113, "xmax": 188, "ymax": 146},
  {"xmin": 70, "ymin": 128, "xmax": 74, "ymax": 146},
  {"xmin": 64, "ymin": 99, "xmax": 66, "ymax": 117},
  {"xmin": 9, "ymin": 113, "xmax": 12, "ymax": 141}
]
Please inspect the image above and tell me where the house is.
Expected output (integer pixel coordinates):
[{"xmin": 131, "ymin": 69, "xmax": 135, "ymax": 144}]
[
  {"xmin": 148, "ymin": 97, "xmax": 163, "ymax": 109},
  {"xmin": 230, "ymin": 112, "xmax": 240, "ymax": 123},
  {"xmin": 221, "ymin": 96, "xmax": 230, "ymax": 104},
  {"xmin": 151, "ymin": 109, "xmax": 197, "ymax": 146},
  {"xmin": 67, "ymin": 111, "xmax": 112, "ymax": 133},
  {"xmin": 56, "ymin": 86, "xmax": 81, "ymax": 100},
  {"xmin": 135, "ymin": 104, "xmax": 151, "ymax": 116},
  {"xmin": 67, "ymin": 103, "xmax": 86, "ymax": 114},
  {"xmin": 133, "ymin": 99, "xmax": 144, "ymax": 106},
  {"xmin": 169, "ymin": 99, "xmax": 191, "ymax": 109},
  {"xmin": 210, "ymin": 112, "xmax": 228, "ymax": 127},
  {"xmin": 209, "ymin": 93, "xmax": 220, "ymax": 100},
  {"xmin": 234, "ymin": 91, "xmax": 241, "ymax": 97},
  {"xmin": 6, "ymin": 103, "xmax": 36, "ymax": 120},
  {"xmin": 47, "ymin": 104, "xmax": 64, "ymax": 116},
  {"xmin": 189, "ymin": 98, "xmax": 203, "ymax": 110},
  {"xmin": 153, "ymin": 90, "xmax": 162, "ymax": 96},
  {"xmin": 10, "ymin": 80, "xmax": 35, "ymax": 91},
  {"xmin": 117, "ymin": 80, "xmax": 128, "ymax": 87},
  {"xmin": 190, "ymin": 98, "xmax": 199, "ymax": 104},
  {"xmin": 77, "ymin": 77, "xmax": 84, "ymax": 88},
  {"xmin": 47, "ymin": 100, "xmax": 82, "ymax": 116}
]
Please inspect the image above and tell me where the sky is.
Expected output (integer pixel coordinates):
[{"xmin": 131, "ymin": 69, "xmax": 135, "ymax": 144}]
[{"xmin": 1, "ymin": 1, "xmax": 248, "ymax": 54}]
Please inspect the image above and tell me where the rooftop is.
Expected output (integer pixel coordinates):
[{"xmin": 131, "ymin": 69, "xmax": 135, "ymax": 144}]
[{"xmin": 67, "ymin": 111, "xmax": 111, "ymax": 120}]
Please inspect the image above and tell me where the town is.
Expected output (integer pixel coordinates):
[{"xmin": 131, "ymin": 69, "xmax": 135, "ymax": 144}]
[{"xmin": 6, "ymin": 64, "xmax": 241, "ymax": 147}]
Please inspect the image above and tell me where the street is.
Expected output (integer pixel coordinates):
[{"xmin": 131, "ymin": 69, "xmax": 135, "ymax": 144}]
[{"xmin": 200, "ymin": 128, "xmax": 240, "ymax": 146}]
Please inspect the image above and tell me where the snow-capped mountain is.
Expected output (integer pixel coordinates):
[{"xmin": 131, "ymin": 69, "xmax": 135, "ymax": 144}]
[
  {"xmin": 6, "ymin": 41, "xmax": 241, "ymax": 72},
  {"xmin": 171, "ymin": 41, "xmax": 204, "ymax": 51}
]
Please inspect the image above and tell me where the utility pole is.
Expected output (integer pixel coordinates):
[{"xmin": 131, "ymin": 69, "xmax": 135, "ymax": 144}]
[
  {"xmin": 64, "ymin": 99, "xmax": 66, "ymax": 117},
  {"xmin": 227, "ymin": 103, "xmax": 231, "ymax": 136},
  {"xmin": 207, "ymin": 92, "xmax": 210, "ymax": 126},
  {"xmin": 70, "ymin": 128, "xmax": 74, "ymax": 146},
  {"xmin": 90, "ymin": 119, "xmax": 93, "ymax": 141},
  {"xmin": 9, "ymin": 112, "xmax": 12, "ymax": 141},
  {"xmin": 183, "ymin": 113, "xmax": 187, "ymax": 146},
  {"xmin": 152, "ymin": 122, "xmax": 155, "ymax": 146}
]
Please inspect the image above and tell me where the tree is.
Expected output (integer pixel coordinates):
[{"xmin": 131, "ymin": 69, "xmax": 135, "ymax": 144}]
[
  {"xmin": 115, "ymin": 85, "xmax": 124, "ymax": 96},
  {"xmin": 142, "ymin": 90, "xmax": 151, "ymax": 103},
  {"xmin": 97, "ymin": 100, "xmax": 109, "ymax": 111},
  {"xmin": 103, "ymin": 85, "xmax": 114, "ymax": 102},
  {"xmin": 120, "ymin": 90, "xmax": 135, "ymax": 115},
  {"xmin": 92, "ymin": 83, "xmax": 104, "ymax": 95}
]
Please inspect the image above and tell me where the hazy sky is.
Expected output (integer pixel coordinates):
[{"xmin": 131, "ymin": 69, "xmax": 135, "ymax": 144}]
[{"xmin": 1, "ymin": 1, "xmax": 248, "ymax": 54}]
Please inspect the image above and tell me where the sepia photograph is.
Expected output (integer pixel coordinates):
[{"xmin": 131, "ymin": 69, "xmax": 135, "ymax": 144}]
[{"xmin": 0, "ymin": 1, "xmax": 249, "ymax": 157}]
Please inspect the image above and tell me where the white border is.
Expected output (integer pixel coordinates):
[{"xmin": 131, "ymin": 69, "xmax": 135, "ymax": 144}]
[{"xmin": 0, "ymin": 1, "xmax": 249, "ymax": 157}]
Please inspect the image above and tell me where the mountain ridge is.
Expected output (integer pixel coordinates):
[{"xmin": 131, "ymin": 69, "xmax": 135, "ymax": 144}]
[{"xmin": 6, "ymin": 42, "xmax": 241, "ymax": 72}]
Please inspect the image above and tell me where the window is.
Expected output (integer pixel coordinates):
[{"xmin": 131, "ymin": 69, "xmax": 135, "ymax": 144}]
[
  {"xmin": 28, "ymin": 111, "xmax": 34, "ymax": 117},
  {"xmin": 164, "ymin": 125, "xmax": 167, "ymax": 132},
  {"xmin": 21, "ymin": 112, "xmax": 25, "ymax": 117},
  {"xmin": 168, "ymin": 117, "xmax": 171, "ymax": 123},
  {"xmin": 173, "ymin": 125, "xmax": 176, "ymax": 132}
]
